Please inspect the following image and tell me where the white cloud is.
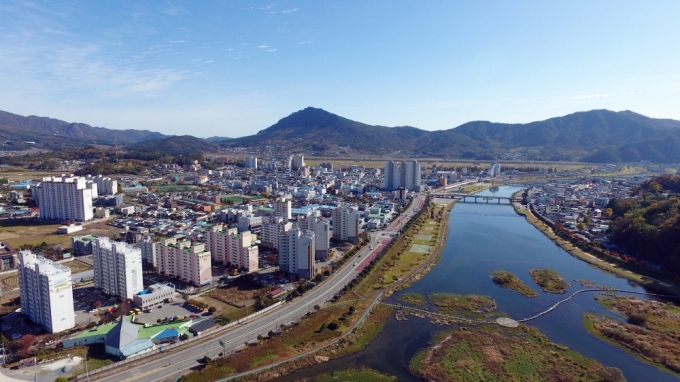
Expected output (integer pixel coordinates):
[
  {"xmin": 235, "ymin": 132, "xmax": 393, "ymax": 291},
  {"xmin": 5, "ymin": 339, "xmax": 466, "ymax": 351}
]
[
  {"xmin": 298, "ymin": 41, "xmax": 313, "ymax": 45},
  {"xmin": 258, "ymin": 45, "xmax": 269, "ymax": 48},
  {"xmin": 266, "ymin": 49, "xmax": 277, "ymax": 52},
  {"xmin": 282, "ymin": 8, "xmax": 298, "ymax": 13},
  {"xmin": 164, "ymin": 7, "xmax": 181, "ymax": 16}
]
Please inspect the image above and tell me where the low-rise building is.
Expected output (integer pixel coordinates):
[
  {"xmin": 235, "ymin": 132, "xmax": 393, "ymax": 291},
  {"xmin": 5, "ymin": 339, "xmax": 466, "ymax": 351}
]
[{"xmin": 132, "ymin": 283, "xmax": 175, "ymax": 310}]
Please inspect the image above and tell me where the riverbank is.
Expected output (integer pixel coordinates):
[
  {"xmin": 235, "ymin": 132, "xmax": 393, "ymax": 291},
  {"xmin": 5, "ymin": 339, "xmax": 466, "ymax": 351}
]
[
  {"xmin": 513, "ymin": 202, "xmax": 651, "ymax": 285},
  {"xmin": 583, "ymin": 294, "xmax": 680, "ymax": 376}
]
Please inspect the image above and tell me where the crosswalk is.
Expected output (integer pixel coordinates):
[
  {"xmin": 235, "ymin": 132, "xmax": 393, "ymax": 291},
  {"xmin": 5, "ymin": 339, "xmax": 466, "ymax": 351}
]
[{"xmin": 129, "ymin": 368, "xmax": 142, "ymax": 376}]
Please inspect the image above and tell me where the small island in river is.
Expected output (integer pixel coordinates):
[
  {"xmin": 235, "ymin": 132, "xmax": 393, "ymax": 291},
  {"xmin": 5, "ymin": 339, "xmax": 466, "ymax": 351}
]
[
  {"xmin": 397, "ymin": 292, "xmax": 426, "ymax": 306},
  {"xmin": 490, "ymin": 270, "xmax": 540, "ymax": 297},
  {"xmin": 530, "ymin": 269, "xmax": 571, "ymax": 294},
  {"xmin": 428, "ymin": 293, "xmax": 497, "ymax": 314},
  {"xmin": 410, "ymin": 324, "xmax": 625, "ymax": 382}
]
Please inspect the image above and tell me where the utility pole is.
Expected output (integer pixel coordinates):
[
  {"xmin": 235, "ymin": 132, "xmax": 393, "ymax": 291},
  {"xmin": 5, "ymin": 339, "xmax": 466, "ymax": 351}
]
[{"xmin": 85, "ymin": 356, "xmax": 90, "ymax": 382}]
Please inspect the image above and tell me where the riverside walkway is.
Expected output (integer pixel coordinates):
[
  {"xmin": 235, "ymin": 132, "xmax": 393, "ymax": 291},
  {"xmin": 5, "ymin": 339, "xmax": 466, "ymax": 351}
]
[{"xmin": 382, "ymin": 288, "xmax": 677, "ymax": 326}]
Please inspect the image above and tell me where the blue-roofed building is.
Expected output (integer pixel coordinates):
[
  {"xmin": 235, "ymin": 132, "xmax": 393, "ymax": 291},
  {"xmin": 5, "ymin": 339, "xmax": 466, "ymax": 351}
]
[
  {"xmin": 151, "ymin": 328, "xmax": 179, "ymax": 344},
  {"xmin": 105, "ymin": 318, "xmax": 155, "ymax": 359}
]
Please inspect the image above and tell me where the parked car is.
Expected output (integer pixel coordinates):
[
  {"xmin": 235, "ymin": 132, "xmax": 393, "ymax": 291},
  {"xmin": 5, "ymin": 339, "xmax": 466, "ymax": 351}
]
[{"xmin": 11, "ymin": 334, "xmax": 22, "ymax": 340}]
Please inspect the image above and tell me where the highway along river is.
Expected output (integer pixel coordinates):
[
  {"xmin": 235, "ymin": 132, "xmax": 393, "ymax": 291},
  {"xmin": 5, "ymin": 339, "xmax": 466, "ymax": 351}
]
[{"xmin": 276, "ymin": 186, "xmax": 678, "ymax": 381}]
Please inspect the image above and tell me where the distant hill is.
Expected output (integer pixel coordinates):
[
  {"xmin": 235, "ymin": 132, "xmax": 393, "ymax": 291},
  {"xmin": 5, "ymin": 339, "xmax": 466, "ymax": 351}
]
[
  {"xmin": 224, "ymin": 107, "xmax": 680, "ymax": 162},
  {"xmin": 0, "ymin": 110, "xmax": 167, "ymax": 150},
  {"xmin": 128, "ymin": 135, "xmax": 220, "ymax": 156},
  {"xmin": 5, "ymin": 107, "xmax": 680, "ymax": 162},
  {"xmin": 205, "ymin": 136, "xmax": 232, "ymax": 142}
]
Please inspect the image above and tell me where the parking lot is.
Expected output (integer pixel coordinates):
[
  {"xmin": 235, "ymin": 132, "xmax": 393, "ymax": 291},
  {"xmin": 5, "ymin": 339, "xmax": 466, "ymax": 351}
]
[
  {"xmin": 0, "ymin": 311, "xmax": 42, "ymax": 340},
  {"xmin": 131, "ymin": 295, "xmax": 210, "ymax": 325}
]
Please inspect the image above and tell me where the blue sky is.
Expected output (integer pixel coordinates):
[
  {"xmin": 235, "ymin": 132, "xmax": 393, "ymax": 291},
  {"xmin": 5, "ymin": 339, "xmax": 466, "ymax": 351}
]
[{"xmin": 1, "ymin": 1, "xmax": 679, "ymax": 137}]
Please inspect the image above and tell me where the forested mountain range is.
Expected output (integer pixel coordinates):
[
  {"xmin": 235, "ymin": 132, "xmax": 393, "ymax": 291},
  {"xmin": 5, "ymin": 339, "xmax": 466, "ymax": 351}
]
[
  {"xmin": 0, "ymin": 110, "xmax": 166, "ymax": 150},
  {"xmin": 224, "ymin": 107, "xmax": 680, "ymax": 162},
  {"xmin": 3, "ymin": 107, "xmax": 680, "ymax": 162}
]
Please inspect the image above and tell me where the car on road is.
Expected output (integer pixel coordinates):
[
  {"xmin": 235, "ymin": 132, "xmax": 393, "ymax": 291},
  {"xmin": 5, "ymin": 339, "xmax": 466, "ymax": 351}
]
[{"xmin": 353, "ymin": 263, "xmax": 358, "ymax": 266}]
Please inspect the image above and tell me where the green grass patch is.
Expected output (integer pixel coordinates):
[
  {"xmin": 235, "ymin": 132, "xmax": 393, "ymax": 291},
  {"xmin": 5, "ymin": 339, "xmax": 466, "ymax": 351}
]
[
  {"xmin": 490, "ymin": 270, "xmax": 539, "ymax": 297},
  {"xmin": 398, "ymin": 292, "xmax": 427, "ymax": 307},
  {"xmin": 428, "ymin": 293, "xmax": 497, "ymax": 314},
  {"xmin": 529, "ymin": 269, "xmax": 571, "ymax": 294}
]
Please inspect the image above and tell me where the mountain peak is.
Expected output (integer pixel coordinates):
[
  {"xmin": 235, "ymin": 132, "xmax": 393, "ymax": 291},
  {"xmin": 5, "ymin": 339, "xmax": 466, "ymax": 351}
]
[{"xmin": 257, "ymin": 107, "xmax": 344, "ymax": 135}]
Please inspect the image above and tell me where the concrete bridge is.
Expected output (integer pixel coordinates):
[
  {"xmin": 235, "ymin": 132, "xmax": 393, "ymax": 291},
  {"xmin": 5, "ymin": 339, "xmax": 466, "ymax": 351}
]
[{"xmin": 430, "ymin": 193, "xmax": 522, "ymax": 204}]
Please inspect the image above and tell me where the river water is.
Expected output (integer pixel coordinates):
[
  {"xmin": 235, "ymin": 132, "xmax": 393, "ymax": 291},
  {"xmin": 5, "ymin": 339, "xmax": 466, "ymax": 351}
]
[{"xmin": 276, "ymin": 187, "xmax": 678, "ymax": 382}]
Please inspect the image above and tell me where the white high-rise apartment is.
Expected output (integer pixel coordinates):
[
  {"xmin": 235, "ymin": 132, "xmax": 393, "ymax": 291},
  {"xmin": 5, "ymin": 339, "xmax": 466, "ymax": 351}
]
[
  {"xmin": 18, "ymin": 251, "xmax": 75, "ymax": 333},
  {"xmin": 273, "ymin": 197, "xmax": 292, "ymax": 220},
  {"xmin": 92, "ymin": 237, "xmax": 143, "ymax": 301},
  {"xmin": 383, "ymin": 161, "xmax": 400, "ymax": 190},
  {"xmin": 155, "ymin": 238, "xmax": 212, "ymax": 286},
  {"xmin": 260, "ymin": 219, "xmax": 293, "ymax": 249},
  {"xmin": 332, "ymin": 206, "xmax": 361, "ymax": 243},
  {"xmin": 383, "ymin": 161, "xmax": 421, "ymax": 191},
  {"xmin": 140, "ymin": 236, "xmax": 158, "ymax": 268},
  {"xmin": 278, "ymin": 228, "xmax": 315, "ymax": 279},
  {"xmin": 296, "ymin": 216, "xmax": 331, "ymax": 260},
  {"xmin": 244, "ymin": 156, "xmax": 258, "ymax": 169},
  {"xmin": 205, "ymin": 224, "xmax": 259, "ymax": 272},
  {"xmin": 34, "ymin": 175, "xmax": 94, "ymax": 221},
  {"xmin": 86, "ymin": 175, "xmax": 118, "ymax": 196},
  {"xmin": 488, "ymin": 162, "xmax": 501, "ymax": 177},
  {"xmin": 289, "ymin": 154, "xmax": 304, "ymax": 171},
  {"xmin": 401, "ymin": 161, "xmax": 421, "ymax": 191}
]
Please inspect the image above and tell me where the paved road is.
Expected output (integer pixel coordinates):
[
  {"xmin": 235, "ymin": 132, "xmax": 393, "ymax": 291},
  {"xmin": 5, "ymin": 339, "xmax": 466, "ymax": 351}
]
[{"xmin": 94, "ymin": 194, "xmax": 425, "ymax": 382}]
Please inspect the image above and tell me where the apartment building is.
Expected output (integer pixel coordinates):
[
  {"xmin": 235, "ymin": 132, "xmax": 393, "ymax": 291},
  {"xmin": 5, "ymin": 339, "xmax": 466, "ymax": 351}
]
[
  {"xmin": 86, "ymin": 174, "xmax": 118, "ymax": 196},
  {"xmin": 289, "ymin": 154, "xmax": 304, "ymax": 171},
  {"xmin": 331, "ymin": 206, "xmax": 361, "ymax": 243},
  {"xmin": 92, "ymin": 237, "xmax": 143, "ymax": 300},
  {"xmin": 139, "ymin": 235, "xmax": 158, "ymax": 268},
  {"xmin": 17, "ymin": 251, "xmax": 75, "ymax": 333},
  {"xmin": 273, "ymin": 197, "xmax": 292, "ymax": 220},
  {"xmin": 204, "ymin": 224, "xmax": 259, "ymax": 272},
  {"xmin": 260, "ymin": 219, "xmax": 293, "ymax": 249},
  {"xmin": 245, "ymin": 156, "xmax": 258, "ymax": 169},
  {"xmin": 278, "ymin": 228, "xmax": 315, "ymax": 279},
  {"xmin": 33, "ymin": 175, "xmax": 95, "ymax": 221},
  {"xmin": 155, "ymin": 238, "xmax": 212, "ymax": 286},
  {"xmin": 295, "ymin": 216, "xmax": 331, "ymax": 260},
  {"xmin": 383, "ymin": 161, "xmax": 421, "ymax": 191}
]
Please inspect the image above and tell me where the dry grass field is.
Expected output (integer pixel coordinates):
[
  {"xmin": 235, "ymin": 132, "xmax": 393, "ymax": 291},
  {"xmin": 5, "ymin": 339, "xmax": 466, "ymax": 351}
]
[{"xmin": 0, "ymin": 218, "xmax": 121, "ymax": 250}]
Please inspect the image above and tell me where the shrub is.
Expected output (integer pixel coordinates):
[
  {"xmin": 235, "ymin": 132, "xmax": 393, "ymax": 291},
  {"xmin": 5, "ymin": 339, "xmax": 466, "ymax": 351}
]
[
  {"xmin": 628, "ymin": 311, "xmax": 648, "ymax": 326},
  {"xmin": 208, "ymin": 306, "xmax": 217, "ymax": 313},
  {"xmin": 327, "ymin": 322, "xmax": 339, "ymax": 330}
]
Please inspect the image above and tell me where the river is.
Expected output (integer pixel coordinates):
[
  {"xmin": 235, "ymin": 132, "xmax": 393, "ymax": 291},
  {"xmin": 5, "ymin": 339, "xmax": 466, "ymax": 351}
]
[{"xmin": 276, "ymin": 186, "xmax": 678, "ymax": 382}]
